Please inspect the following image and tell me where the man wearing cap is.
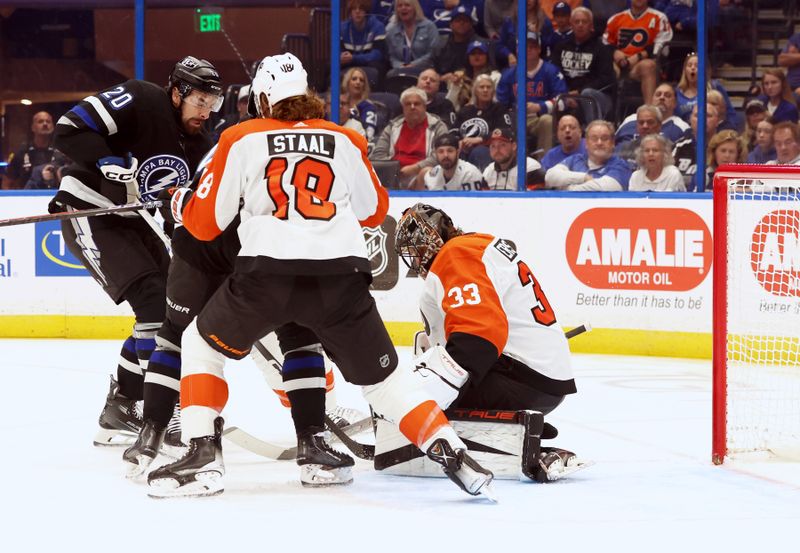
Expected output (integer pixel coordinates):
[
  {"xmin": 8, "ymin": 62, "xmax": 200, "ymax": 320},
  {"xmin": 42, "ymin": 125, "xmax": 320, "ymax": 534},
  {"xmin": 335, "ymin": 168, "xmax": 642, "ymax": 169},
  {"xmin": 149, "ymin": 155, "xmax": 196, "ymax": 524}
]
[
  {"xmin": 551, "ymin": 7, "xmax": 615, "ymax": 120},
  {"xmin": 542, "ymin": 2, "xmax": 574, "ymax": 59},
  {"xmin": 419, "ymin": 132, "xmax": 483, "ymax": 190},
  {"xmin": 743, "ymin": 99, "xmax": 768, "ymax": 152},
  {"xmin": 481, "ymin": 127, "xmax": 546, "ymax": 190},
  {"xmin": 371, "ymin": 86, "xmax": 449, "ymax": 187},
  {"xmin": 545, "ymin": 120, "xmax": 631, "ymax": 191},
  {"xmin": 417, "ymin": 68, "xmax": 457, "ymax": 128},
  {"xmin": 496, "ymin": 30, "xmax": 567, "ymax": 152},
  {"xmin": 433, "ymin": 5, "xmax": 493, "ymax": 82}
]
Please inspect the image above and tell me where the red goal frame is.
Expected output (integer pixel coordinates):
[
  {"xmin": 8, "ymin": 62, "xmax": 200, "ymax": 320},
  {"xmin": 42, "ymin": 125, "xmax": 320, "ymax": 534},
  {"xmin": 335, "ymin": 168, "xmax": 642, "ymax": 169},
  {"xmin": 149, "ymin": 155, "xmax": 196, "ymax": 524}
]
[{"xmin": 712, "ymin": 163, "xmax": 800, "ymax": 464}]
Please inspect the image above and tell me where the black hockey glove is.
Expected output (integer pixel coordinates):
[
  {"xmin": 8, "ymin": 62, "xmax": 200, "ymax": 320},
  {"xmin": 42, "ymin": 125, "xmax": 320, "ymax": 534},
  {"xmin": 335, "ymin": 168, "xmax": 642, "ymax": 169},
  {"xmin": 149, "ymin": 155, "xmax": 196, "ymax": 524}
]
[{"xmin": 157, "ymin": 186, "xmax": 193, "ymax": 225}]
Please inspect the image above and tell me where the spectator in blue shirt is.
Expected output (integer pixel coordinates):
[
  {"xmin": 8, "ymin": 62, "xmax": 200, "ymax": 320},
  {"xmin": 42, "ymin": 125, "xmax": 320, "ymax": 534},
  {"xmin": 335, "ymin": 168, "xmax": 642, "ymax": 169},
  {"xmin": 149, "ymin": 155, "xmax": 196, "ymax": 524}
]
[
  {"xmin": 385, "ymin": 0, "xmax": 440, "ymax": 78},
  {"xmin": 757, "ymin": 68, "xmax": 799, "ymax": 125},
  {"xmin": 778, "ymin": 31, "xmax": 800, "ymax": 96},
  {"xmin": 541, "ymin": 114, "xmax": 586, "ymax": 170},
  {"xmin": 746, "ymin": 119, "xmax": 777, "ymax": 164},
  {"xmin": 545, "ymin": 120, "xmax": 632, "ymax": 191},
  {"xmin": 341, "ymin": 0, "xmax": 388, "ymax": 88},
  {"xmin": 496, "ymin": 30, "xmax": 567, "ymax": 151}
]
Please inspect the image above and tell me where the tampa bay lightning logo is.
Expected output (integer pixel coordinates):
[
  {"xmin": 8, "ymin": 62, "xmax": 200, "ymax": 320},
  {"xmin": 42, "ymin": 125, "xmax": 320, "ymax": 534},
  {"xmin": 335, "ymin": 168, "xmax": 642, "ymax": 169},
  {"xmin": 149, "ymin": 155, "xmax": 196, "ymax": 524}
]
[
  {"xmin": 137, "ymin": 154, "xmax": 190, "ymax": 201},
  {"xmin": 460, "ymin": 117, "xmax": 490, "ymax": 139}
]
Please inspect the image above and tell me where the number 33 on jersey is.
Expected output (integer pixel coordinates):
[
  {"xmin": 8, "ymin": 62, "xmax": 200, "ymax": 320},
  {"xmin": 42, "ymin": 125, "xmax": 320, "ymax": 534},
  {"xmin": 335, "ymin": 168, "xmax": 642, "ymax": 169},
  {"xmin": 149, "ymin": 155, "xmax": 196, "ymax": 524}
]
[
  {"xmin": 420, "ymin": 234, "xmax": 573, "ymax": 385},
  {"xmin": 181, "ymin": 117, "xmax": 387, "ymax": 267}
]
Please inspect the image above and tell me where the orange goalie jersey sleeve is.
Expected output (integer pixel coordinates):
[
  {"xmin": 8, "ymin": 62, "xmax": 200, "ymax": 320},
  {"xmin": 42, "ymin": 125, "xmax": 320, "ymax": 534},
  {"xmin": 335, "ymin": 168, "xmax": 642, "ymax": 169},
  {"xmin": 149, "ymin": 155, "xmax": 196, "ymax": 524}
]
[{"xmin": 420, "ymin": 233, "xmax": 575, "ymax": 393}]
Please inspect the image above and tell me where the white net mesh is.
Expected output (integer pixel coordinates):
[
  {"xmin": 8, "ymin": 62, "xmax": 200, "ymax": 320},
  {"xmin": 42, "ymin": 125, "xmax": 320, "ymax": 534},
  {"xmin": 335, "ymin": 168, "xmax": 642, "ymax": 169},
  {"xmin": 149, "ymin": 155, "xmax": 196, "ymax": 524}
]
[{"xmin": 723, "ymin": 175, "xmax": 800, "ymax": 459}]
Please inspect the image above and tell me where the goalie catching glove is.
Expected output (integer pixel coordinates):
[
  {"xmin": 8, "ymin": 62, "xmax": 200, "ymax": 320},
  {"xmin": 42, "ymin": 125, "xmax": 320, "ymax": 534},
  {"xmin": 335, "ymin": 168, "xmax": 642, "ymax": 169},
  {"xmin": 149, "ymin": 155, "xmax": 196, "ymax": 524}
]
[{"xmin": 157, "ymin": 186, "xmax": 193, "ymax": 225}]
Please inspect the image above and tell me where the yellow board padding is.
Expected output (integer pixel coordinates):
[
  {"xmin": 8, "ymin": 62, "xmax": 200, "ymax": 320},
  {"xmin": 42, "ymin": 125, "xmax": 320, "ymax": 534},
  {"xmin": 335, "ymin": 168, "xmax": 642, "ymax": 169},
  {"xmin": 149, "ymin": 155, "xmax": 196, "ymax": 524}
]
[
  {"xmin": 0, "ymin": 316, "xmax": 713, "ymax": 359},
  {"xmin": 0, "ymin": 315, "xmax": 136, "ymax": 339}
]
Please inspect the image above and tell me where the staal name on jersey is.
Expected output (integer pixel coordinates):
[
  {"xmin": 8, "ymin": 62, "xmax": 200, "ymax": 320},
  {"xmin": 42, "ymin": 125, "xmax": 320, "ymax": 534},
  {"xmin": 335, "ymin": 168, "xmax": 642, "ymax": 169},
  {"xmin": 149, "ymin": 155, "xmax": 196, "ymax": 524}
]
[{"xmin": 268, "ymin": 133, "xmax": 336, "ymax": 159}]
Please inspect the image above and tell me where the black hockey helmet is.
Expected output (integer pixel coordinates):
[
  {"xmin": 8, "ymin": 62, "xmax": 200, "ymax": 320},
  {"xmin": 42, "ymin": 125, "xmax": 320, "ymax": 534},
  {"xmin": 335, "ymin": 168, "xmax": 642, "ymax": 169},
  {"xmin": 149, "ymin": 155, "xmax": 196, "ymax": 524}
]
[
  {"xmin": 169, "ymin": 56, "xmax": 224, "ymax": 110},
  {"xmin": 395, "ymin": 203, "xmax": 462, "ymax": 278}
]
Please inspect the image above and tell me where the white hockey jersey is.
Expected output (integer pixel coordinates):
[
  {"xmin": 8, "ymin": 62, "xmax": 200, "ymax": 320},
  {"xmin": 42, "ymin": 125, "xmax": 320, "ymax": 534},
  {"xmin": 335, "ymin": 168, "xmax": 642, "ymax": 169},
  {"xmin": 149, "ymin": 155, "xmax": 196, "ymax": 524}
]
[
  {"xmin": 420, "ymin": 233, "xmax": 575, "ymax": 394},
  {"xmin": 423, "ymin": 159, "xmax": 483, "ymax": 191},
  {"xmin": 182, "ymin": 117, "xmax": 388, "ymax": 272}
]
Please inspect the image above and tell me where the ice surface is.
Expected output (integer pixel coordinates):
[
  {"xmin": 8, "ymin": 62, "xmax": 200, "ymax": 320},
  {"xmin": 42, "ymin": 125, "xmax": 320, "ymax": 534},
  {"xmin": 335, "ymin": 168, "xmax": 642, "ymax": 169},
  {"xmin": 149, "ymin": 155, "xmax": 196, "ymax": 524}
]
[{"xmin": 1, "ymin": 340, "xmax": 798, "ymax": 552}]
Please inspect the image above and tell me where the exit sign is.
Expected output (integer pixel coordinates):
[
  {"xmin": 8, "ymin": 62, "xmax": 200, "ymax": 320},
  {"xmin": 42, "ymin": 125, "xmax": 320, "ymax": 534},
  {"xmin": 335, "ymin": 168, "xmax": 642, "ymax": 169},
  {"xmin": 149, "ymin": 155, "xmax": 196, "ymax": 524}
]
[{"xmin": 195, "ymin": 9, "xmax": 222, "ymax": 33}]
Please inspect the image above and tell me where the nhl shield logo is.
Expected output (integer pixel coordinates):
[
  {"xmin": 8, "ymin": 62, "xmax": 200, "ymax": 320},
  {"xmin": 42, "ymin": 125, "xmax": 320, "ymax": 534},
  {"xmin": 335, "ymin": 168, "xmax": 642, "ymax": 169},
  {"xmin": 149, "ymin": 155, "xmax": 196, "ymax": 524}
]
[
  {"xmin": 362, "ymin": 215, "xmax": 399, "ymax": 291},
  {"xmin": 364, "ymin": 224, "xmax": 388, "ymax": 277}
]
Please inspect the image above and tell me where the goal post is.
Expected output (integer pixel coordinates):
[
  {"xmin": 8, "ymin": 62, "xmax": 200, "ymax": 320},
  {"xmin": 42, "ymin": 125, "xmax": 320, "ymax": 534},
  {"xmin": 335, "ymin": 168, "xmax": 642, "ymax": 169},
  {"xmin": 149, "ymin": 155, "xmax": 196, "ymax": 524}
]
[{"xmin": 713, "ymin": 164, "xmax": 800, "ymax": 464}]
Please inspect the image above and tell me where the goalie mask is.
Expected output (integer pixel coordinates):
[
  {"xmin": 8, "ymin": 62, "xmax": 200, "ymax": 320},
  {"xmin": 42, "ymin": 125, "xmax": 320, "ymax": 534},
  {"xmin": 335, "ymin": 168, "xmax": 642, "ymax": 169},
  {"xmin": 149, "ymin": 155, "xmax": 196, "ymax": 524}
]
[{"xmin": 395, "ymin": 203, "xmax": 461, "ymax": 279}]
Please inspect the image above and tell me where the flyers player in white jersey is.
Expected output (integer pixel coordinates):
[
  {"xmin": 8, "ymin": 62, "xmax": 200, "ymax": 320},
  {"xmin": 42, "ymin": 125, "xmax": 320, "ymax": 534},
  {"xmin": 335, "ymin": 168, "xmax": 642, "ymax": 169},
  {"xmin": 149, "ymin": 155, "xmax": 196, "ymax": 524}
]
[
  {"xmin": 147, "ymin": 54, "xmax": 495, "ymax": 499},
  {"xmin": 387, "ymin": 203, "xmax": 583, "ymax": 481}
]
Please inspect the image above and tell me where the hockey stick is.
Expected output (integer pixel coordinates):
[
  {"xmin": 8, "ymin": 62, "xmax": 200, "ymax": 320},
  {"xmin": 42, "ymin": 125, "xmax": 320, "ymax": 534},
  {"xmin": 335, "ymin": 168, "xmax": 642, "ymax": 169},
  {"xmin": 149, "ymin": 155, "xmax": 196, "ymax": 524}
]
[
  {"xmin": 323, "ymin": 324, "xmax": 593, "ymax": 461},
  {"xmin": 325, "ymin": 413, "xmax": 376, "ymax": 460},
  {"xmin": 223, "ymin": 415, "xmax": 374, "ymax": 460},
  {"xmin": 564, "ymin": 323, "xmax": 592, "ymax": 340},
  {"xmin": 0, "ymin": 200, "xmax": 163, "ymax": 228}
]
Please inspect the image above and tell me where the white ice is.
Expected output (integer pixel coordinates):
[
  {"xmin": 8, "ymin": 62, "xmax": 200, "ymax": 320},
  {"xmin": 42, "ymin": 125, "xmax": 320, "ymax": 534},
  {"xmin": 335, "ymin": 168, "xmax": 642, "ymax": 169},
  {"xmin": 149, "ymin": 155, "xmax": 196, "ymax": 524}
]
[{"xmin": 2, "ymin": 339, "xmax": 799, "ymax": 552}]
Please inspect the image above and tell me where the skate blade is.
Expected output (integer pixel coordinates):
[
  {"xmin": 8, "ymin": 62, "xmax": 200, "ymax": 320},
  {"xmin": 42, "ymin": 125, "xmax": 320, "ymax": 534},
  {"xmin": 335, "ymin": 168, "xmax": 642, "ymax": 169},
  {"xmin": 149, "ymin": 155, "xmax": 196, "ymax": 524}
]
[
  {"xmin": 147, "ymin": 471, "xmax": 224, "ymax": 499},
  {"xmin": 124, "ymin": 454, "xmax": 155, "ymax": 480},
  {"xmin": 94, "ymin": 428, "xmax": 137, "ymax": 447},
  {"xmin": 478, "ymin": 481, "xmax": 499, "ymax": 503},
  {"xmin": 542, "ymin": 459, "xmax": 594, "ymax": 482},
  {"xmin": 300, "ymin": 465, "xmax": 354, "ymax": 487}
]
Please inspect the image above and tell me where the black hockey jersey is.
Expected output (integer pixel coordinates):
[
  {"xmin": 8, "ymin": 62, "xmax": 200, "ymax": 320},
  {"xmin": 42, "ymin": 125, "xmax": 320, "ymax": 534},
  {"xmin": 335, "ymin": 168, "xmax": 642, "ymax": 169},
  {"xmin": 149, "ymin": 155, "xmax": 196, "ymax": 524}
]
[{"xmin": 53, "ymin": 79, "xmax": 212, "ymax": 210}]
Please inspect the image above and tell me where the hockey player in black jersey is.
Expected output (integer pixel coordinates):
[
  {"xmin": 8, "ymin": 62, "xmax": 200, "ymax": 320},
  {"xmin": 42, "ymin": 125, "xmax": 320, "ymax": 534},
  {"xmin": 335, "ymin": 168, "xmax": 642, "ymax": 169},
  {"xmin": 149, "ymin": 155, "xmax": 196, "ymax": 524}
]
[{"xmin": 51, "ymin": 56, "xmax": 223, "ymax": 447}]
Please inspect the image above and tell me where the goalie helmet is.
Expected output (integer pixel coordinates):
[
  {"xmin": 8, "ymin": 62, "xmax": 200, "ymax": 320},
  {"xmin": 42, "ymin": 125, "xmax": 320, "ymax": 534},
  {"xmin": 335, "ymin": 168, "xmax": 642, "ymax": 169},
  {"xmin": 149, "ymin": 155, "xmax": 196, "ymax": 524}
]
[
  {"xmin": 248, "ymin": 53, "xmax": 309, "ymax": 117},
  {"xmin": 395, "ymin": 203, "xmax": 462, "ymax": 279},
  {"xmin": 168, "ymin": 56, "xmax": 224, "ymax": 111}
]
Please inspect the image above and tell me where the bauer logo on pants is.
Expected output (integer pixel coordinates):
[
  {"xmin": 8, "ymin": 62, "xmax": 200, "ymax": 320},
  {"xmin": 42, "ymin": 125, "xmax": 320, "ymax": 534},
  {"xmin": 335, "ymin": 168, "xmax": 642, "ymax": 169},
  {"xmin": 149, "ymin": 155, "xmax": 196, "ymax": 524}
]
[
  {"xmin": 364, "ymin": 215, "xmax": 398, "ymax": 291},
  {"xmin": 565, "ymin": 207, "xmax": 711, "ymax": 291},
  {"xmin": 34, "ymin": 221, "xmax": 89, "ymax": 276},
  {"xmin": 750, "ymin": 209, "xmax": 800, "ymax": 297}
]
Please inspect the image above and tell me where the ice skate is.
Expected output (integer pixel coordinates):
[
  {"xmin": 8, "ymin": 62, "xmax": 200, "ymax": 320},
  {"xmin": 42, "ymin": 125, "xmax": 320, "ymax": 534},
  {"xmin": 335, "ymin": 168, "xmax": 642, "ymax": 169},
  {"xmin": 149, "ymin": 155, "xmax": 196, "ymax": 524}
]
[
  {"xmin": 532, "ymin": 447, "xmax": 592, "ymax": 482},
  {"xmin": 147, "ymin": 417, "xmax": 225, "ymax": 498},
  {"xmin": 426, "ymin": 438, "xmax": 495, "ymax": 501},
  {"xmin": 297, "ymin": 427, "xmax": 354, "ymax": 487},
  {"xmin": 160, "ymin": 403, "xmax": 186, "ymax": 459},
  {"xmin": 123, "ymin": 419, "xmax": 165, "ymax": 479},
  {"xmin": 93, "ymin": 375, "xmax": 143, "ymax": 447},
  {"xmin": 325, "ymin": 406, "xmax": 373, "ymax": 435}
]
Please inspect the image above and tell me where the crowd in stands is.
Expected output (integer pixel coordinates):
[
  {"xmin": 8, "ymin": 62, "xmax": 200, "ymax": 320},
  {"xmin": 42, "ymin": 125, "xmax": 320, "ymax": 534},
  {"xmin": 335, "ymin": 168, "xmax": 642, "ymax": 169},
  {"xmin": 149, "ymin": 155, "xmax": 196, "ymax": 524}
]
[
  {"xmin": 335, "ymin": 0, "xmax": 800, "ymax": 192},
  {"xmin": 5, "ymin": 1, "xmax": 800, "ymax": 194}
]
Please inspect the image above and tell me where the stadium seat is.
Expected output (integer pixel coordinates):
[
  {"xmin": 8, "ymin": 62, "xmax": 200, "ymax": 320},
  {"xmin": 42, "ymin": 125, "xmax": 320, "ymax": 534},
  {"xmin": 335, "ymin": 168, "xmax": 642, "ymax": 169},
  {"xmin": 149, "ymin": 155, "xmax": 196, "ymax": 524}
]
[
  {"xmin": 383, "ymin": 74, "xmax": 419, "ymax": 96},
  {"xmin": 371, "ymin": 159, "xmax": 401, "ymax": 189},
  {"xmin": 370, "ymin": 92, "xmax": 402, "ymax": 119}
]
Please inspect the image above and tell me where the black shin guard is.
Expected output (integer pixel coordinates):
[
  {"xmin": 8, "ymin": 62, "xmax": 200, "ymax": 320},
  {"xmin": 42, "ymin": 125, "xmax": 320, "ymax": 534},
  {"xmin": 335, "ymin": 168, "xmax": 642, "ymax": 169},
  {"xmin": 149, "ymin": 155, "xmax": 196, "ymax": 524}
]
[{"xmin": 282, "ymin": 350, "xmax": 326, "ymax": 434}]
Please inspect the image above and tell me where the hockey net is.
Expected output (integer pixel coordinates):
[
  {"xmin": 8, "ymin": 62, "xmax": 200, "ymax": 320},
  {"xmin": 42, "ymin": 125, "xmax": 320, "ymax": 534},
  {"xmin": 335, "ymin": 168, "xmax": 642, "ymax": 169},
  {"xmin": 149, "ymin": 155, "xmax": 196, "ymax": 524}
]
[{"xmin": 713, "ymin": 164, "xmax": 800, "ymax": 464}]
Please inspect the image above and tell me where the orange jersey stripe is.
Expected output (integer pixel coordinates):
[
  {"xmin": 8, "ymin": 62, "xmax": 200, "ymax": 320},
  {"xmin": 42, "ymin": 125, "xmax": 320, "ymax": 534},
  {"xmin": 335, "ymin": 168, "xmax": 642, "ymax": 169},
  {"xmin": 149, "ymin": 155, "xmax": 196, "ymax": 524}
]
[
  {"xmin": 180, "ymin": 373, "xmax": 229, "ymax": 412},
  {"xmin": 398, "ymin": 400, "xmax": 449, "ymax": 447},
  {"xmin": 430, "ymin": 234, "xmax": 509, "ymax": 354},
  {"xmin": 325, "ymin": 368, "xmax": 335, "ymax": 392}
]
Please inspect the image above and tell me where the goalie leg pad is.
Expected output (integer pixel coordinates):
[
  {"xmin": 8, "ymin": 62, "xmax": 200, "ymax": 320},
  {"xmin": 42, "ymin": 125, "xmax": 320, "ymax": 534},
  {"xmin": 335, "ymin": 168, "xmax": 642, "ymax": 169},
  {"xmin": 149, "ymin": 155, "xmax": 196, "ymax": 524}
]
[{"xmin": 363, "ymin": 344, "xmax": 468, "ymax": 421}]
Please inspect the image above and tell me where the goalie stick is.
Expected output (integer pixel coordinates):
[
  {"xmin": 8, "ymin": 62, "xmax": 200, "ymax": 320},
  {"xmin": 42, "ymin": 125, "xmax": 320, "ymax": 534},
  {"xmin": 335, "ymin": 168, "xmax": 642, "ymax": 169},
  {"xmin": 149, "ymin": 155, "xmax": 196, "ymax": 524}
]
[
  {"xmin": 323, "ymin": 323, "xmax": 593, "ymax": 461},
  {"xmin": 0, "ymin": 200, "xmax": 163, "ymax": 228}
]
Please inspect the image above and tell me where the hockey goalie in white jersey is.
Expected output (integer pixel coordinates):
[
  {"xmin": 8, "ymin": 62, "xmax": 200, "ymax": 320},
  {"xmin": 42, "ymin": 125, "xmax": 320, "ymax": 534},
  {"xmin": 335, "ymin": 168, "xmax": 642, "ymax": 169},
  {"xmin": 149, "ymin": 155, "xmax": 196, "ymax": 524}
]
[{"xmin": 382, "ymin": 202, "xmax": 589, "ymax": 482}]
